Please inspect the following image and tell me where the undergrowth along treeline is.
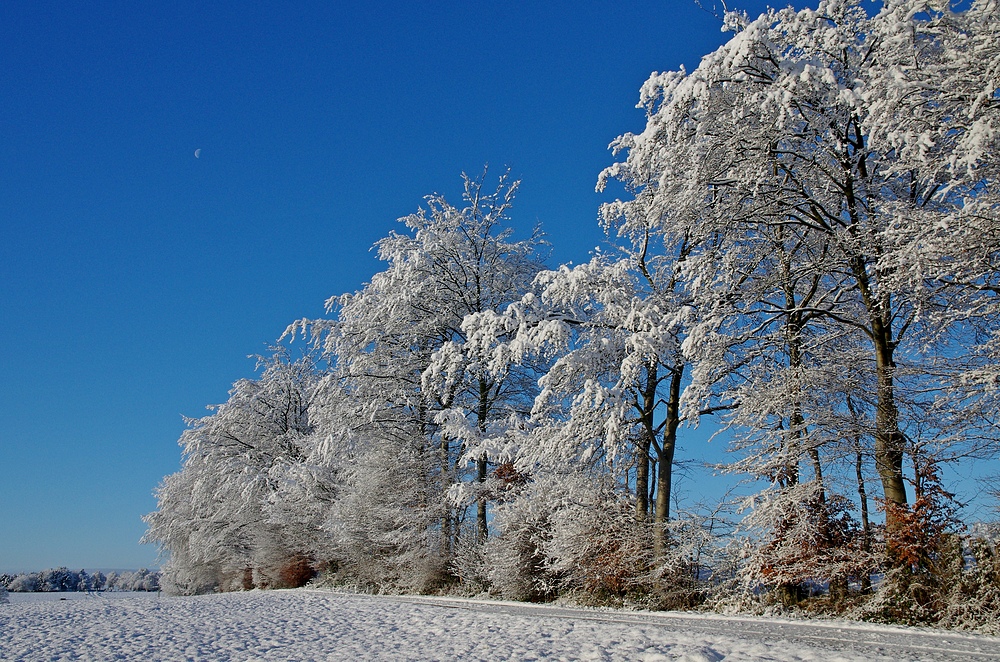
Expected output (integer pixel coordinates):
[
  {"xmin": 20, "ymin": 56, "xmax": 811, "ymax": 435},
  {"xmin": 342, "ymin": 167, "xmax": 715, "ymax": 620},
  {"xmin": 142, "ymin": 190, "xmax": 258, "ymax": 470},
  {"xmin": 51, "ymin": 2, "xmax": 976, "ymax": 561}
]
[{"xmin": 143, "ymin": 0, "xmax": 1000, "ymax": 633}]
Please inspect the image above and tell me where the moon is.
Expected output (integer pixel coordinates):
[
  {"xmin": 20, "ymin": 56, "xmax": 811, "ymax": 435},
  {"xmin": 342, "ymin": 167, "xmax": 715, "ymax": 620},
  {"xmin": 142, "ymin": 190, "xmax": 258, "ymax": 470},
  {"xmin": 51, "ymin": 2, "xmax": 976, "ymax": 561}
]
[{"xmin": 194, "ymin": 148, "xmax": 201, "ymax": 159}]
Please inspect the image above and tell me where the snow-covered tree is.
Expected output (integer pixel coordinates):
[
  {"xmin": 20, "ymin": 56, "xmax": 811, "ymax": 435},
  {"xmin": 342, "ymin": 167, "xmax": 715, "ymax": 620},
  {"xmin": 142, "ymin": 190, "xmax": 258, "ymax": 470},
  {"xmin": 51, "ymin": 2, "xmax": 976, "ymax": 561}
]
[
  {"xmin": 598, "ymin": 0, "xmax": 1000, "ymax": 577},
  {"xmin": 144, "ymin": 351, "xmax": 323, "ymax": 593},
  {"xmin": 458, "ymin": 195, "xmax": 698, "ymax": 571},
  {"xmin": 287, "ymin": 169, "xmax": 546, "ymax": 586},
  {"xmin": 486, "ymin": 254, "xmax": 690, "ymax": 555},
  {"xmin": 865, "ymin": 0, "xmax": 1000, "ymax": 458}
]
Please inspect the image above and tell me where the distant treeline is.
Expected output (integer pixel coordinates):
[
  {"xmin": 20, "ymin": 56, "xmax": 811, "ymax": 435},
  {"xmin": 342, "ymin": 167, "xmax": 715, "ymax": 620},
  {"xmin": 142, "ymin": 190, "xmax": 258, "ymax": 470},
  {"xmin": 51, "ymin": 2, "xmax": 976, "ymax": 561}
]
[{"xmin": 0, "ymin": 568, "xmax": 160, "ymax": 592}]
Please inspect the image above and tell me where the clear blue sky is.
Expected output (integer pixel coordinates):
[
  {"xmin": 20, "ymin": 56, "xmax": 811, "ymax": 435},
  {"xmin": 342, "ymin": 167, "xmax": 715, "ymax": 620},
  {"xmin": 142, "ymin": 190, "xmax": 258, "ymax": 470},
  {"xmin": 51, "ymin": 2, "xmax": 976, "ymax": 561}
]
[{"xmin": 11, "ymin": 0, "xmax": 956, "ymax": 573}]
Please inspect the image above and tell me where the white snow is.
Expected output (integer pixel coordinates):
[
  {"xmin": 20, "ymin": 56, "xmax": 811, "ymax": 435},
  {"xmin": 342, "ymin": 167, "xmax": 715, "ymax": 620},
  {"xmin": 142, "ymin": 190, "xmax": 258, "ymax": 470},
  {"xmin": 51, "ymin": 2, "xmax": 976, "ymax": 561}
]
[{"xmin": 2, "ymin": 589, "xmax": 998, "ymax": 661}]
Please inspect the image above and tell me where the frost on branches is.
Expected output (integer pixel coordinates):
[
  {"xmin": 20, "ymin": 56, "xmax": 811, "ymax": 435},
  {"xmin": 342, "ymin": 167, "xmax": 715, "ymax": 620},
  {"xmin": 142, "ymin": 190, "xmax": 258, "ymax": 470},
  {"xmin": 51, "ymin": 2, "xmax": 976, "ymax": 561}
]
[
  {"xmin": 144, "ymin": 0, "xmax": 1000, "ymax": 632},
  {"xmin": 599, "ymin": 0, "xmax": 1000, "ymax": 616}
]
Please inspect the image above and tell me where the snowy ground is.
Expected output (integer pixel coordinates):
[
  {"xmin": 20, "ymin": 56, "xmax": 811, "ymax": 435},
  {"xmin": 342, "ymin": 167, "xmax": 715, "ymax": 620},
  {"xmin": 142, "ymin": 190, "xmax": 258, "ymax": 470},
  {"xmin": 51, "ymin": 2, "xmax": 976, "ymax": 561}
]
[{"xmin": 2, "ymin": 589, "xmax": 999, "ymax": 661}]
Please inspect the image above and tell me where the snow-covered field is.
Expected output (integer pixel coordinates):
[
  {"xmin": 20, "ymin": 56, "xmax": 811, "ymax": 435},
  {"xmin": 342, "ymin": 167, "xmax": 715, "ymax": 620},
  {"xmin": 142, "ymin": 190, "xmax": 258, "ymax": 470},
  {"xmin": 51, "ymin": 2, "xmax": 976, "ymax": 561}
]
[{"xmin": 2, "ymin": 589, "xmax": 998, "ymax": 661}]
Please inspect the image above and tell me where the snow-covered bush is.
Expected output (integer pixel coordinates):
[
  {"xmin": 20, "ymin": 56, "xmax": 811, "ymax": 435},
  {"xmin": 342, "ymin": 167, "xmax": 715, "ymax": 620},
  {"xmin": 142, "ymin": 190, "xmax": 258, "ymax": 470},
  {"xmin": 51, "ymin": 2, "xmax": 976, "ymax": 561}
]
[
  {"xmin": 854, "ymin": 462, "xmax": 967, "ymax": 626},
  {"xmin": 739, "ymin": 482, "xmax": 878, "ymax": 610},
  {"xmin": 650, "ymin": 510, "xmax": 734, "ymax": 610},
  {"xmin": 482, "ymin": 471, "xmax": 659, "ymax": 605},
  {"xmin": 325, "ymin": 437, "xmax": 449, "ymax": 594},
  {"xmin": 542, "ymin": 475, "xmax": 651, "ymax": 604},
  {"xmin": 0, "ymin": 584, "xmax": 8, "ymax": 605},
  {"xmin": 480, "ymin": 472, "xmax": 583, "ymax": 601},
  {"xmin": 449, "ymin": 537, "xmax": 490, "ymax": 595},
  {"xmin": 156, "ymin": 559, "xmax": 224, "ymax": 596},
  {"xmin": 937, "ymin": 527, "xmax": 1000, "ymax": 634},
  {"xmin": 482, "ymin": 505, "xmax": 557, "ymax": 601}
]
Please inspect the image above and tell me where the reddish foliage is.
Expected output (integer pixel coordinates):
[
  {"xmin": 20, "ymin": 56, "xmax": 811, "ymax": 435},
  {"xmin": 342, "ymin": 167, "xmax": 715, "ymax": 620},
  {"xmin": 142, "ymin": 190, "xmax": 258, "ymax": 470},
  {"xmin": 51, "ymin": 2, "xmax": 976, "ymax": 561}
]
[
  {"xmin": 490, "ymin": 463, "xmax": 530, "ymax": 502},
  {"xmin": 580, "ymin": 539, "xmax": 640, "ymax": 596},
  {"xmin": 277, "ymin": 554, "xmax": 316, "ymax": 588},
  {"xmin": 493, "ymin": 462, "xmax": 528, "ymax": 486},
  {"xmin": 756, "ymin": 488, "xmax": 874, "ymax": 595},
  {"xmin": 883, "ymin": 458, "xmax": 962, "ymax": 574}
]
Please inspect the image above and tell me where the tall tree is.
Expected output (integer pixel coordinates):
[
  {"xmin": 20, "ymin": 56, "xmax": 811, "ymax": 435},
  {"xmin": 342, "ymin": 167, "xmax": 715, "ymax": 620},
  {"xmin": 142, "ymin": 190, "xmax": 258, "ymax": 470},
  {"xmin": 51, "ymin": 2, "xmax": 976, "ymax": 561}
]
[
  {"xmin": 462, "ymin": 237, "xmax": 692, "ymax": 560},
  {"xmin": 599, "ymin": 0, "xmax": 937, "ymax": 549},
  {"xmin": 289, "ymin": 169, "xmax": 545, "ymax": 571},
  {"xmin": 866, "ymin": 0, "xmax": 1000, "ymax": 457},
  {"xmin": 143, "ymin": 351, "xmax": 321, "ymax": 593}
]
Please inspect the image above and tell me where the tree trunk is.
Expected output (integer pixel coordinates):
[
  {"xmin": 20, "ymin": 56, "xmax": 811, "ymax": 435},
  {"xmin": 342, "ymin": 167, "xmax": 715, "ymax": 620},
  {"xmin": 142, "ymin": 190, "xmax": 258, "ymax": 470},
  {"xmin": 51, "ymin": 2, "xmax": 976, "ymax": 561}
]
[
  {"xmin": 653, "ymin": 365, "xmax": 683, "ymax": 559},
  {"xmin": 855, "ymin": 445, "xmax": 871, "ymax": 548},
  {"xmin": 781, "ymin": 259, "xmax": 804, "ymax": 489},
  {"xmin": 636, "ymin": 444, "xmax": 651, "ymax": 522},
  {"xmin": 872, "ymin": 320, "xmax": 908, "ymax": 522},
  {"xmin": 476, "ymin": 457, "xmax": 488, "ymax": 541},
  {"xmin": 476, "ymin": 378, "xmax": 491, "ymax": 542},
  {"xmin": 855, "ymin": 442, "xmax": 873, "ymax": 593},
  {"xmin": 849, "ymin": 257, "xmax": 908, "ymax": 549},
  {"xmin": 838, "ymin": 144, "xmax": 908, "ymax": 547},
  {"xmin": 430, "ymin": 398, "xmax": 454, "ymax": 557},
  {"xmin": 648, "ymin": 458, "xmax": 657, "ymax": 509},
  {"xmin": 635, "ymin": 363, "xmax": 657, "ymax": 522}
]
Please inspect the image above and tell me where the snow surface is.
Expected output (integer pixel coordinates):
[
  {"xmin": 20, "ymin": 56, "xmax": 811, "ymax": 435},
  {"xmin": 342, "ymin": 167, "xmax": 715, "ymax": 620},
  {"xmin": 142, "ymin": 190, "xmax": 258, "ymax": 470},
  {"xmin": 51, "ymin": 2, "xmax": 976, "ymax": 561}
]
[{"xmin": 2, "ymin": 589, "xmax": 998, "ymax": 661}]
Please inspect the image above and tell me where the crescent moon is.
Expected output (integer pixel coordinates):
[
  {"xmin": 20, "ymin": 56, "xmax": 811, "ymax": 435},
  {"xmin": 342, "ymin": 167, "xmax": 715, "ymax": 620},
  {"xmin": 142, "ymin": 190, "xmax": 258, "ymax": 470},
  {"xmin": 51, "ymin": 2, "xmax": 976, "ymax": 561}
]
[{"xmin": 194, "ymin": 149, "xmax": 201, "ymax": 159}]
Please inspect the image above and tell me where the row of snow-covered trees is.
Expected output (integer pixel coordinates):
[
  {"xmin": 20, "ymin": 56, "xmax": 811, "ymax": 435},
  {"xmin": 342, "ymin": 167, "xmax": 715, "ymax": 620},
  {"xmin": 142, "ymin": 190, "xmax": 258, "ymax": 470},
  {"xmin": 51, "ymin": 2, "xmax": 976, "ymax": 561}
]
[
  {"xmin": 0, "ymin": 568, "xmax": 160, "ymax": 593},
  {"xmin": 145, "ymin": 0, "xmax": 1000, "ymax": 631}
]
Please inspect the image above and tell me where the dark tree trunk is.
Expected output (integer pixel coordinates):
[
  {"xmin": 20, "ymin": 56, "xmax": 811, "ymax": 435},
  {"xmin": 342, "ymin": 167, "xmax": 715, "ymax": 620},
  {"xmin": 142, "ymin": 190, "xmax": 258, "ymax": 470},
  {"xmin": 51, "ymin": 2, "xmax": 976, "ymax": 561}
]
[
  {"xmin": 635, "ymin": 363, "xmax": 657, "ymax": 522},
  {"xmin": 653, "ymin": 365, "xmax": 683, "ymax": 559},
  {"xmin": 476, "ymin": 378, "xmax": 490, "ymax": 542},
  {"xmin": 849, "ymin": 257, "xmax": 908, "ymax": 554}
]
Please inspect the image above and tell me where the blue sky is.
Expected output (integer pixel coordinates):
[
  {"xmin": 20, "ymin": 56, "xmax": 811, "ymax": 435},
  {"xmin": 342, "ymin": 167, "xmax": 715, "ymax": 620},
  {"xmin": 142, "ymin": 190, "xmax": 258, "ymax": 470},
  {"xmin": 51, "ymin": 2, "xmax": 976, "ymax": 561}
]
[{"xmin": 12, "ymin": 0, "xmax": 989, "ymax": 573}]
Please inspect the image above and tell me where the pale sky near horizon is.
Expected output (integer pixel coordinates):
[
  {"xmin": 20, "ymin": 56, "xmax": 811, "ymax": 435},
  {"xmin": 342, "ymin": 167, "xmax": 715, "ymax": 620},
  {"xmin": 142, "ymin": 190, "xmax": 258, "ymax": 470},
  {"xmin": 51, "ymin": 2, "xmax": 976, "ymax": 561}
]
[{"xmin": 4, "ymin": 0, "xmax": 994, "ymax": 573}]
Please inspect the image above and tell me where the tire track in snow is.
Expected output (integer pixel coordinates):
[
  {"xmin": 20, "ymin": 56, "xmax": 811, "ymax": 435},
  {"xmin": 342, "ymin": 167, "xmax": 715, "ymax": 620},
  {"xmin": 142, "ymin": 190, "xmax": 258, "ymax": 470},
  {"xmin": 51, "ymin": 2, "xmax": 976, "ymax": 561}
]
[{"xmin": 362, "ymin": 592, "xmax": 1000, "ymax": 661}]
